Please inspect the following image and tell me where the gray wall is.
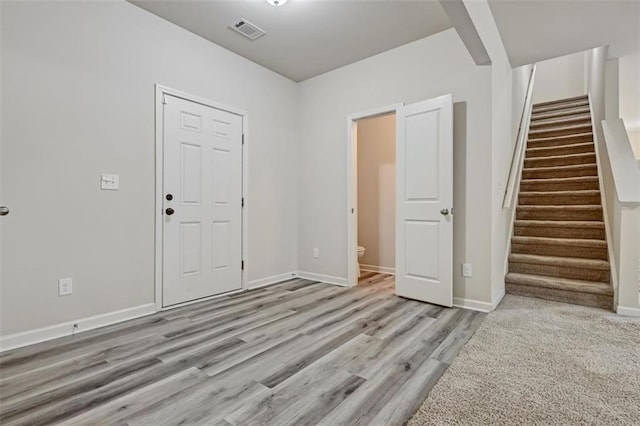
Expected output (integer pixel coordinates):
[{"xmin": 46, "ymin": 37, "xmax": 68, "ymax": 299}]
[
  {"xmin": 297, "ymin": 29, "xmax": 495, "ymax": 304},
  {"xmin": 0, "ymin": 1, "xmax": 298, "ymax": 335}
]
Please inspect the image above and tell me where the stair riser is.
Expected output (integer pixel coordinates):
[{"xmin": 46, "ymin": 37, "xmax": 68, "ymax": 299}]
[
  {"xmin": 529, "ymin": 126, "xmax": 592, "ymax": 139},
  {"xmin": 505, "ymin": 283, "xmax": 613, "ymax": 310},
  {"xmin": 514, "ymin": 225, "xmax": 605, "ymax": 240},
  {"xmin": 524, "ymin": 154, "xmax": 595, "ymax": 168},
  {"xmin": 518, "ymin": 193, "xmax": 601, "ymax": 206},
  {"xmin": 526, "ymin": 144, "xmax": 594, "ymax": 158},
  {"xmin": 527, "ymin": 134, "xmax": 593, "ymax": 148},
  {"xmin": 516, "ymin": 209, "xmax": 603, "ymax": 221},
  {"xmin": 520, "ymin": 180, "xmax": 599, "ymax": 192},
  {"xmin": 530, "ymin": 116, "xmax": 591, "ymax": 129},
  {"xmin": 511, "ymin": 243, "xmax": 608, "ymax": 260},
  {"xmin": 522, "ymin": 166, "xmax": 597, "ymax": 179},
  {"xmin": 531, "ymin": 108, "xmax": 591, "ymax": 121},
  {"xmin": 532, "ymin": 101, "xmax": 590, "ymax": 114},
  {"xmin": 509, "ymin": 261, "xmax": 610, "ymax": 282}
]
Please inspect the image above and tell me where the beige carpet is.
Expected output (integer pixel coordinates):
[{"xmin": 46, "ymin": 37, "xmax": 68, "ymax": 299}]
[{"xmin": 409, "ymin": 295, "xmax": 640, "ymax": 425}]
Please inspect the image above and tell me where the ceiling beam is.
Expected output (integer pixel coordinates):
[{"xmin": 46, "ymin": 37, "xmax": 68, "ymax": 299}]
[{"xmin": 439, "ymin": 0, "xmax": 491, "ymax": 66}]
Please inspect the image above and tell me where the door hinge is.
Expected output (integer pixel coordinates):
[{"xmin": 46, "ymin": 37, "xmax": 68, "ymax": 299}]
[
  {"xmin": 242, "ymin": 134, "xmax": 245, "ymax": 145},
  {"xmin": 241, "ymin": 260, "xmax": 245, "ymax": 270},
  {"xmin": 161, "ymin": 95, "xmax": 167, "ymax": 105},
  {"xmin": 242, "ymin": 197, "xmax": 245, "ymax": 208}
]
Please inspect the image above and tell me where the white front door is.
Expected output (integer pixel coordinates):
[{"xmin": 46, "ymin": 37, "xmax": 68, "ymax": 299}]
[
  {"xmin": 395, "ymin": 94, "xmax": 453, "ymax": 306},
  {"xmin": 162, "ymin": 94, "xmax": 243, "ymax": 307}
]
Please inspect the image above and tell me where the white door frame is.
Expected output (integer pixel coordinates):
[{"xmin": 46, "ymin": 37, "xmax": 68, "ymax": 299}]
[
  {"xmin": 346, "ymin": 103, "xmax": 403, "ymax": 287},
  {"xmin": 154, "ymin": 84, "xmax": 249, "ymax": 311}
]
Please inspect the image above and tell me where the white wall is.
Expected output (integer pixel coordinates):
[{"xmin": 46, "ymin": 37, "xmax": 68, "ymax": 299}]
[
  {"xmin": 512, "ymin": 65, "xmax": 534, "ymax": 140},
  {"xmin": 356, "ymin": 114, "xmax": 395, "ymax": 270},
  {"xmin": 532, "ymin": 50, "xmax": 587, "ymax": 104},
  {"xmin": 297, "ymin": 29, "xmax": 495, "ymax": 304},
  {"xmin": 0, "ymin": 1, "xmax": 298, "ymax": 336},
  {"xmin": 619, "ymin": 50, "xmax": 640, "ymax": 158},
  {"xmin": 463, "ymin": 0, "xmax": 514, "ymax": 304}
]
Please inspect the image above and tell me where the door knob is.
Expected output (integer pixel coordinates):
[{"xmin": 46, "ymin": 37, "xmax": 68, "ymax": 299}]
[
  {"xmin": 165, "ymin": 208, "xmax": 175, "ymax": 216},
  {"xmin": 166, "ymin": 194, "xmax": 173, "ymax": 201},
  {"xmin": 0, "ymin": 206, "xmax": 8, "ymax": 216},
  {"xmin": 440, "ymin": 208, "xmax": 449, "ymax": 216}
]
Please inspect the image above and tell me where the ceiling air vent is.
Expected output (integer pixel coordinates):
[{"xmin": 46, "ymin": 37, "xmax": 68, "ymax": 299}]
[{"xmin": 230, "ymin": 19, "xmax": 266, "ymax": 40}]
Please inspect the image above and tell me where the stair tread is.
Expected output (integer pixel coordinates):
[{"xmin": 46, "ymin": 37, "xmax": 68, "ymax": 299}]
[
  {"xmin": 533, "ymin": 95, "xmax": 589, "ymax": 108},
  {"xmin": 531, "ymin": 107, "xmax": 591, "ymax": 120},
  {"xmin": 522, "ymin": 163, "xmax": 596, "ymax": 172},
  {"xmin": 532, "ymin": 102, "xmax": 591, "ymax": 114},
  {"xmin": 530, "ymin": 114, "xmax": 591, "ymax": 127},
  {"xmin": 529, "ymin": 123, "xmax": 593, "ymax": 134},
  {"xmin": 515, "ymin": 220, "xmax": 604, "ymax": 228},
  {"xmin": 519, "ymin": 189, "xmax": 600, "ymax": 196},
  {"xmin": 524, "ymin": 152, "xmax": 595, "ymax": 161},
  {"xmin": 517, "ymin": 205, "xmax": 602, "ymax": 209},
  {"xmin": 520, "ymin": 176, "xmax": 598, "ymax": 184},
  {"xmin": 505, "ymin": 273, "xmax": 612, "ymax": 295},
  {"xmin": 509, "ymin": 253, "xmax": 609, "ymax": 269},
  {"xmin": 511, "ymin": 235, "xmax": 607, "ymax": 247},
  {"xmin": 526, "ymin": 142, "xmax": 594, "ymax": 153},
  {"xmin": 528, "ymin": 132, "xmax": 593, "ymax": 144}
]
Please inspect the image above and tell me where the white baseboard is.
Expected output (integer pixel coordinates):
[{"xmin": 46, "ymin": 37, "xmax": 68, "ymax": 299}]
[
  {"xmin": 616, "ymin": 305, "xmax": 640, "ymax": 317},
  {"xmin": 360, "ymin": 264, "xmax": 396, "ymax": 275},
  {"xmin": 492, "ymin": 288, "xmax": 506, "ymax": 310},
  {"xmin": 296, "ymin": 271, "xmax": 348, "ymax": 287},
  {"xmin": 0, "ymin": 303, "xmax": 157, "ymax": 352},
  {"xmin": 453, "ymin": 297, "xmax": 494, "ymax": 313},
  {"xmin": 248, "ymin": 272, "xmax": 299, "ymax": 289}
]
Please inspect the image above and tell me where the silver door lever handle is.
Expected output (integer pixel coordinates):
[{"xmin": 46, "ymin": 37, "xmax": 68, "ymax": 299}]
[
  {"xmin": 440, "ymin": 208, "xmax": 449, "ymax": 216},
  {"xmin": 0, "ymin": 206, "xmax": 9, "ymax": 216}
]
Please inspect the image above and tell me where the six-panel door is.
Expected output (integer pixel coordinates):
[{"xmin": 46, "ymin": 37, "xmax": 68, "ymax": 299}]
[{"xmin": 163, "ymin": 95, "xmax": 243, "ymax": 306}]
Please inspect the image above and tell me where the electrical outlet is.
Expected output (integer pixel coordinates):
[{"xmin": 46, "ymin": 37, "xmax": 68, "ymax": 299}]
[
  {"xmin": 313, "ymin": 248, "xmax": 319, "ymax": 258},
  {"xmin": 462, "ymin": 263, "xmax": 472, "ymax": 278},
  {"xmin": 59, "ymin": 278, "xmax": 73, "ymax": 296}
]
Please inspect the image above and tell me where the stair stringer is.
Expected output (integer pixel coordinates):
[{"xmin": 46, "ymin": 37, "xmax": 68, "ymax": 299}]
[
  {"xmin": 587, "ymin": 93, "xmax": 620, "ymax": 307},
  {"xmin": 502, "ymin": 65, "xmax": 537, "ymax": 278}
]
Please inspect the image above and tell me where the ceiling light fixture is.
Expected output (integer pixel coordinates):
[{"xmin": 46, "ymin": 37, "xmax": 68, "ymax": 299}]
[{"xmin": 266, "ymin": 0, "xmax": 288, "ymax": 7}]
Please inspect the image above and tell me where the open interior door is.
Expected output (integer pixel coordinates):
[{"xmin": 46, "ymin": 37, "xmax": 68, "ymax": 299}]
[{"xmin": 395, "ymin": 94, "xmax": 453, "ymax": 306}]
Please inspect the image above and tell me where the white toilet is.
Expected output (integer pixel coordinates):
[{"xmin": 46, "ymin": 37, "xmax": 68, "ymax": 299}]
[{"xmin": 356, "ymin": 245, "xmax": 366, "ymax": 277}]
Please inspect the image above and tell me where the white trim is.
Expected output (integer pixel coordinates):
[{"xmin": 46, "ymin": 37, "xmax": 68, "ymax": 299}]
[
  {"xmin": 0, "ymin": 304, "xmax": 156, "ymax": 352},
  {"xmin": 346, "ymin": 103, "xmax": 403, "ymax": 288},
  {"xmin": 296, "ymin": 271, "xmax": 349, "ymax": 287},
  {"xmin": 452, "ymin": 297, "xmax": 494, "ymax": 313},
  {"xmin": 588, "ymin": 94, "xmax": 620, "ymax": 300},
  {"xmin": 492, "ymin": 287, "xmax": 506, "ymax": 310},
  {"xmin": 154, "ymin": 85, "xmax": 249, "ymax": 310},
  {"xmin": 503, "ymin": 64, "xmax": 537, "ymax": 276},
  {"xmin": 360, "ymin": 264, "xmax": 396, "ymax": 275},
  {"xmin": 248, "ymin": 272, "xmax": 298, "ymax": 289},
  {"xmin": 617, "ymin": 306, "xmax": 640, "ymax": 317}
]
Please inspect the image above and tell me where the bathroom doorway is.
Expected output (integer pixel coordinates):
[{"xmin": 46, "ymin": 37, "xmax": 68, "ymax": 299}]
[{"xmin": 347, "ymin": 105, "xmax": 400, "ymax": 288}]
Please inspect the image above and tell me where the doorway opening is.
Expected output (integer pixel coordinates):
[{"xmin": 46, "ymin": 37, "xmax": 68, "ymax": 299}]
[
  {"xmin": 354, "ymin": 113, "xmax": 397, "ymax": 292},
  {"xmin": 347, "ymin": 95, "xmax": 454, "ymax": 306},
  {"xmin": 347, "ymin": 104, "xmax": 401, "ymax": 289}
]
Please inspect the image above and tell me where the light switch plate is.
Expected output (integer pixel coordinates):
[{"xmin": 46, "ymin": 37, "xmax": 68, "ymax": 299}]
[
  {"xmin": 462, "ymin": 263, "xmax": 472, "ymax": 278},
  {"xmin": 101, "ymin": 174, "xmax": 119, "ymax": 190}
]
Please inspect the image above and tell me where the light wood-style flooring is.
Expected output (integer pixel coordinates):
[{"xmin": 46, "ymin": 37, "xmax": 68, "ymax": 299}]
[{"xmin": 0, "ymin": 274, "xmax": 484, "ymax": 426}]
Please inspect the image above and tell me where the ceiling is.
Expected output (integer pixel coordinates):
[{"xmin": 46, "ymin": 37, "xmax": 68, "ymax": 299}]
[
  {"xmin": 488, "ymin": 0, "xmax": 640, "ymax": 66},
  {"xmin": 128, "ymin": 0, "xmax": 453, "ymax": 82}
]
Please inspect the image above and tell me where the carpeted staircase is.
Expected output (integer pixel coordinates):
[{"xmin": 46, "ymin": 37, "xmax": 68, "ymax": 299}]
[{"xmin": 505, "ymin": 95, "xmax": 614, "ymax": 310}]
